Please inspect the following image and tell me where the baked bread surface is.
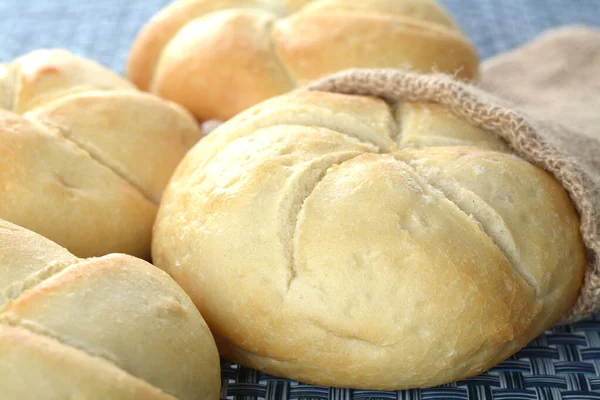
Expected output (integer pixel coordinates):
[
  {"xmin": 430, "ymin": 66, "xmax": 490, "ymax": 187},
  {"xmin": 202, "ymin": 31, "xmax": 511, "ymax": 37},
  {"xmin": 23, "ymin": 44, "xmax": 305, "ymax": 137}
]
[
  {"xmin": 0, "ymin": 49, "xmax": 203, "ymax": 258},
  {"xmin": 0, "ymin": 219, "xmax": 221, "ymax": 399},
  {"xmin": 152, "ymin": 90, "xmax": 586, "ymax": 389},
  {"xmin": 128, "ymin": 0, "xmax": 479, "ymax": 121}
]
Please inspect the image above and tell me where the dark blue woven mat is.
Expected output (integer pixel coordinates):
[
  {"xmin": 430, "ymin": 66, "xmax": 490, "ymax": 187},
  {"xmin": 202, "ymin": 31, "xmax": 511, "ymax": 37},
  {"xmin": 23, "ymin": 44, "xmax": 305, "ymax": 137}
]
[
  {"xmin": 0, "ymin": 1, "xmax": 599, "ymax": 399},
  {"xmin": 220, "ymin": 314, "xmax": 600, "ymax": 399}
]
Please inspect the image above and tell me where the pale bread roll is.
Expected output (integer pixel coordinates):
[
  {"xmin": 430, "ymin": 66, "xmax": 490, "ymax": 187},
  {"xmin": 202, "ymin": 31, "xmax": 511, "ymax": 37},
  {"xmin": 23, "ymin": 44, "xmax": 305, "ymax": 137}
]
[
  {"xmin": 0, "ymin": 49, "xmax": 203, "ymax": 258},
  {"xmin": 127, "ymin": 0, "xmax": 479, "ymax": 121},
  {"xmin": 0, "ymin": 219, "xmax": 220, "ymax": 399},
  {"xmin": 152, "ymin": 90, "xmax": 586, "ymax": 389},
  {"xmin": 0, "ymin": 49, "xmax": 135, "ymax": 113}
]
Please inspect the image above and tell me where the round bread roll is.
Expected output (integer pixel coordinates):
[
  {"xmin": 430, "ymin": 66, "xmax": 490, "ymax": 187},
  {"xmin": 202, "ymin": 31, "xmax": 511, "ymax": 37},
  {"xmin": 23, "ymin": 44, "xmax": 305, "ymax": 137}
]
[
  {"xmin": 127, "ymin": 0, "xmax": 479, "ymax": 122},
  {"xmin": 0, "ymin": 218, "xmax": 221, "ymax": 399},
  {"xmin": 0, "ymin": 49, "xmax": 203, "ymax": 258},
  {"xmin": 152, "ymin": 90, "xmax": 586, "ymax": 389}
]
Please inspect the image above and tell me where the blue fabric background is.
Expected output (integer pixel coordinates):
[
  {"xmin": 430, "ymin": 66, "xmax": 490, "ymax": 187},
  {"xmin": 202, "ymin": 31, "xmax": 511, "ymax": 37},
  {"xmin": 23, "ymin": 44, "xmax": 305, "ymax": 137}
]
[{"xmin": 0, "ymin": 0, "xmax": 599, "ymax": 70}]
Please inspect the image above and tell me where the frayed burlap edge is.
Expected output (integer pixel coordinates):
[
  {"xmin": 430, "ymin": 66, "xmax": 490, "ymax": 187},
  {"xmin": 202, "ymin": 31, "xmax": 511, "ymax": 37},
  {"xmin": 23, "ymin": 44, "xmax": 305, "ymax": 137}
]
[{"xmin": 306, "ymin": 68, "xmax": 600, "ymax": 323}]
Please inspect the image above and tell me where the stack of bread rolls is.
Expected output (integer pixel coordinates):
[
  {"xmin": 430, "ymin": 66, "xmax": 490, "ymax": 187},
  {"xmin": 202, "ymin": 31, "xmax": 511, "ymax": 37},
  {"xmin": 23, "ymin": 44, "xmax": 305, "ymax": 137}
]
[
  {"xmin": 0, "ymin": 49, "xmax": 202, "ymax": 258},
  {"xmin": 0, "ymin": 0, "xmax": 590, "ymax": 395},
  {"xmin": 128, "ymin": 0, "xmax": 479, "ymax": 121}
]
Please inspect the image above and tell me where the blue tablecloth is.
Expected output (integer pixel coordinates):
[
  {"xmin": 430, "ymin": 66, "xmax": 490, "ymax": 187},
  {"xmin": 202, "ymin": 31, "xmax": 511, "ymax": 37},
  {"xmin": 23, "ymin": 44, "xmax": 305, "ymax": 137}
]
[
  {"xmin": 1, "ymin": 0, "xmax": 599, "ymax": 69},
  {"xmin": 1, "ymin": 1, "xmax": 599, "ymax": 399}
]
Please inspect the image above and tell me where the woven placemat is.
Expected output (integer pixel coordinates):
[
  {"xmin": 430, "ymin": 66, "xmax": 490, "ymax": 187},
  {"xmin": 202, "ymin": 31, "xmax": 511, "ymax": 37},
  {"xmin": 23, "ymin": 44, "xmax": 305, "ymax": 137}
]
[{"xmin": 220, "ymin": 315, "xmax": 600, "ymax": 400}]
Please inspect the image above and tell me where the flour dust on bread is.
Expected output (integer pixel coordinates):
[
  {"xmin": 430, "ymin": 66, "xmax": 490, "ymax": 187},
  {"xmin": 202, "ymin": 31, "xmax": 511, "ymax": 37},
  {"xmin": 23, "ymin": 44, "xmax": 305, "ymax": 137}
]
[
  {"xmin": 0, "ymin": 218, "xmax": 221, "ymax": 399},
  {"xmin": 0, "ymin": 49, "xmax": 203, "ymax": 258},
  {"xmin": 152, "ymin": 89, "xmax": 586, "ymax": 389},
  {"xmin": 127, "ymin": 0, "xmax": 479, "ymax": 122}
]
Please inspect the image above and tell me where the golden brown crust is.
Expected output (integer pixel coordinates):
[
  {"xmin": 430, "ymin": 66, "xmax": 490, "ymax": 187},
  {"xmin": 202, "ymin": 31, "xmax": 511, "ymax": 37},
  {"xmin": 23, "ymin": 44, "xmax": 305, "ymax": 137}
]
[
  {"xmin": 395, "ymin": 147, "xmax": 587, "ymax": 332},
  {"xmin": 127, "ymin": 0, "xmax": 479, "ymax": 121},
  {"xmin": 127, "ymin": 0, "xmax": 279, "ymax": 91},
  {"xmin": 273, "ymin": 12, "xmax": 478, "ymax": 85},
  {"xmin": 2, "ymin": 254, "xmax": 221, "ymax": 400},
  {"xmin": 0, "ymin": 325, "xmax": 177, "ymax": 400},
  {"xmin": 0, "ymin": 49, "xmax": 203, "ymax": 258},
  {"xmin": 153, "ymin": 89, "xmax": 586, "ymax": 388},
  {"xmin": 0, "ymin": 111, "xmax": 156, "ymax": 258},
  {"xmin": 10, "ymin": 49, "xmax": 135, "ymax": 113},
  {"xmin": 297, "ymin": 0, "xmax": 459, "ymax": 29},
  {"xmin": 0, "ymin": 219, "xmax": 76, "ymax": 295},
  {"xmin": 153, "ymin": 9, "xmax": 295, "ymax": 121},
  {"xmin": 0, "ymin": 221, "xmax": 221, "ymax": 400},
  {"xmin": 397, "ymin": 101, "xmax": 510, "ymax": 151},
  {"xmin": 26, "ymin": 91, "xmax": 202, "ymax": 203}
]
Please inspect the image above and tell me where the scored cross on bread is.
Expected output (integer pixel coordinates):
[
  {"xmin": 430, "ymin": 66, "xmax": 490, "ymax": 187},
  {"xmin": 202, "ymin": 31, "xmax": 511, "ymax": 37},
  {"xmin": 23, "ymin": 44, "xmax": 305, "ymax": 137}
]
[
  {"xmin": 152, "ymin": 89, "xmax": 585, "ymax": 389},
  {"xmin": 0, "ymin": 49, "xmax": 203, "ymax": 258},
  {"xmin": 127, "ymin": 0, "xmax": 479, "ymax": 122},
  {"xmin": 0, "ymin": 219, "xmax": 221, "ymax": 399}
]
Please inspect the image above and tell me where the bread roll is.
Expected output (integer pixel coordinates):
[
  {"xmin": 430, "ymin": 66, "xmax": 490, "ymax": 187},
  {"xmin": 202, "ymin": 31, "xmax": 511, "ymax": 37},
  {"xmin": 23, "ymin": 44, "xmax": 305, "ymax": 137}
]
[
  {"xmin": 127, "ymin": 0, "xmax": 479, "ymax": 121},
  {"xmin": 0, "ymin": 49, "xmax": 202, "ymax": 258},
  {"xmin": 152, "ymin": 90, "xmax": 586, "ymax": 389},
  {"xmin": 0, "ymin": 218, "xmax": 220, "ymax": 399}
]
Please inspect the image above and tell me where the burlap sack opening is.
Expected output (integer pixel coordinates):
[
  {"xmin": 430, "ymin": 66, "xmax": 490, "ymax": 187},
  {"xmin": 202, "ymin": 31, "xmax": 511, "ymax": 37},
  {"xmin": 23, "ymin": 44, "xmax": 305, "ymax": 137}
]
[{"xmin": 304, "ymin": 64, "xmax": 599, "ymax": 323}]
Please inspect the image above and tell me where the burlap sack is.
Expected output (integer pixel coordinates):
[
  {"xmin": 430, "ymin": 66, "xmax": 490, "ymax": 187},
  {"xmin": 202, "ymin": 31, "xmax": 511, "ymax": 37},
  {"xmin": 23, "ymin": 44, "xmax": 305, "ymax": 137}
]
[{"xmin": 306, "ymin": 26, "xmax": 600, "ymax": 323}]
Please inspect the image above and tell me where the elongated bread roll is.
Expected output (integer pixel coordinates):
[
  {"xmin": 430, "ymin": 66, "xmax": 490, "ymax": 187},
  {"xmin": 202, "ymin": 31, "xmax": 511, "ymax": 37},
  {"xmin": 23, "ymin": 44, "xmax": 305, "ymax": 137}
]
[
  {"xmin": 128, "ymin": 0, "xmax": 479, "ymax": 121},
  {"xmin": 152, "ymin": 89, "xmax": 586, "ymax": 389},
  {"xmin": 0, "ymin": 219, "xmax": 220, "ymax": 399},
  {"xmin": 0, "ymin": 49, "xmax": 202, "ymax": 258}
]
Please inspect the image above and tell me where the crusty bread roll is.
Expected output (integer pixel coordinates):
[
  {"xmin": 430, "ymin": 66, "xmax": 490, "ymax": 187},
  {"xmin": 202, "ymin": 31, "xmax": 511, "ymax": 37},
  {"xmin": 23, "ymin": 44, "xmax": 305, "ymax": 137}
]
[
  {"xmin": 0, "ymin": 218, "xmax": 221, "ymax": 399},
  {"xmin": 0, "ymin": 49, "xmax": 202, "ymax": 258},
  {"xmin": 127, "ymin": 0, "xmax": 479, "ymax": 122},
  {"xmin": 152, "ymin": 90, "xmax": 586, "ymax": 389}
]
